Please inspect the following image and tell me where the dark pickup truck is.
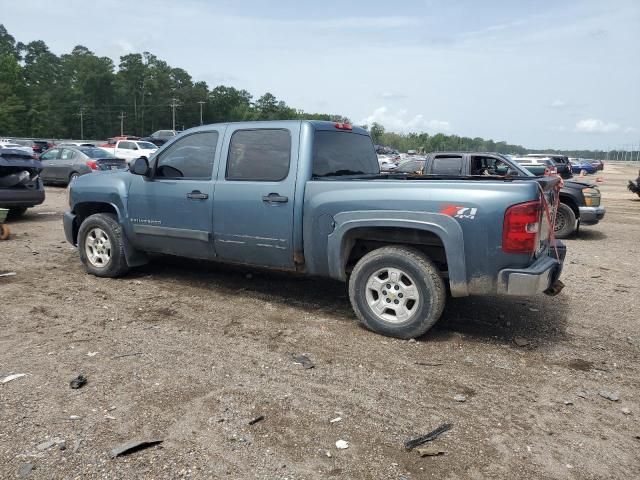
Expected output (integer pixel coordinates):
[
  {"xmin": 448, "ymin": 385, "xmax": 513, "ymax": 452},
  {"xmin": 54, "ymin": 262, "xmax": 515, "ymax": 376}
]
[
  {"xmin": 394, "ymin": 152, "xmax": 604, "ymax": 238},
  {"xmin": 65, "ymin": 121, "xmax": 565, "ymax": 339},
  {"xmin": 0, "ymin": 148, "xmax": 45, "ymax": 216}
]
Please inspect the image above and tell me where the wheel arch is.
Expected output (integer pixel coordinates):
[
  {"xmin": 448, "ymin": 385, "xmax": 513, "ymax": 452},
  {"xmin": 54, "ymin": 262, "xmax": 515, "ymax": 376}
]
[{"xmin": 327, "ymin": 211, "xmax": 469, "ymax": 297}]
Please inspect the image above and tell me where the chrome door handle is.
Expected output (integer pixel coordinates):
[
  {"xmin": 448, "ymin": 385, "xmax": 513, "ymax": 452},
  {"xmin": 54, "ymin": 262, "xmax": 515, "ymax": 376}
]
[{"xmin": 187, "ymin": 190, "xmax": 208, "ymax": 200}]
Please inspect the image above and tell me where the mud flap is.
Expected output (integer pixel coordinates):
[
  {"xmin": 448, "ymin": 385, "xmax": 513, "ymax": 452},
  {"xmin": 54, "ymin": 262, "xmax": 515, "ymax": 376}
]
[{"xmin": 544, "ymin": 279, "xmax": 564, "ymax": 296}]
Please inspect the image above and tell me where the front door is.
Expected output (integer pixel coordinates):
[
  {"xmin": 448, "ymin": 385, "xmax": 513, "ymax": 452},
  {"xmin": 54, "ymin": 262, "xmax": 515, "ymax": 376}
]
[
  {"xmin": 127, "ymin": 130, "xmax": 222, "ymax": 259},
  {"xmin": 213, "ymin": 125, "xmax": 298, "ymax": 268}
]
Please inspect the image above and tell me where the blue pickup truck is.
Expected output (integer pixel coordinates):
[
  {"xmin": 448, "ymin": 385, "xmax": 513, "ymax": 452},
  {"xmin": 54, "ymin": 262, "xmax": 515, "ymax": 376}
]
[{"xmin": 64, "ymin": 121, "xmax": 565, "ymax": 338}]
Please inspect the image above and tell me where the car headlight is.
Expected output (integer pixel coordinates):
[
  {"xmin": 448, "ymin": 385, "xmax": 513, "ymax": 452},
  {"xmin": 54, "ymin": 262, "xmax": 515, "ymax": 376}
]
[{"xmin": 582, "ymin": 187, "xmax": 600, "ymax": 207}]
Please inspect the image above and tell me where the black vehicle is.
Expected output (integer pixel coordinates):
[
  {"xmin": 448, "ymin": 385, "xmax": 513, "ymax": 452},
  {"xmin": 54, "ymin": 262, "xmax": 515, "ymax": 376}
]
[
  {"xmin": 0, "ymin": 148, "xmax": 45, "ymax": 217},
  {"xmin": 394, "ymin": 152, "xmax": 604, "ymax": 238},
  {"xmin": 140, "ymin": 129, "xmax": 179, "ymax": 147},
  {"xmin": 524, "ymin": 154, "xmax": 573, "ymax": 179}
]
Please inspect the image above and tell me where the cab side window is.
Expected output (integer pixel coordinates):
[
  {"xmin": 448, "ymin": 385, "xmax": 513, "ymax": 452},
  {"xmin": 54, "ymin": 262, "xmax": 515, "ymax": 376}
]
[
  {"xmin": 61, "ymin": 149, "xmax": 76, "ymax": 160},
  {"xmin": 155, "ymin": 131, "xmax": 218, "ymax": 179},
  {"xmin": 40, "ymin": 149, "xmax": 60, "ymax": 160},
  {"xmin": 226, "ymin": 129, "xmax": 291, "ymax": 181}
]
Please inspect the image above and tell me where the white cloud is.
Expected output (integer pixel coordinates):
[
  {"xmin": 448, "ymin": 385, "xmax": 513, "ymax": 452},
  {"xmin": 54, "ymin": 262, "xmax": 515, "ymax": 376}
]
[
  {"xmin": 550, "ymin": 99, "xmax": 568, "ymax": 108},
  {"xmin": 574, "ymin": 119, "xmax": 620, "ymax": 133},
  {"xmin": 624, "ymin": 126, "xmax": 638, "ymax": 133},
  {"xmin": 360, "ymin": 107, "xmax": 451, "ymax": 133}
]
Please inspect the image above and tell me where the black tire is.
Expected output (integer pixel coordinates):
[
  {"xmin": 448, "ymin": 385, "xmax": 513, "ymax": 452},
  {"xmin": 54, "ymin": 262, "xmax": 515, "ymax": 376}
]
[
  {"xmin": 77, "ymin": 213, "xmax": 130, "ymax": 277},
  {"xmin": 68, "ymin": 172, "xmax": 80, "ymax": 185},
  {"xmin": 554, "ymin": 203, "xmax": 577, "ymax": 239},
  {"xmin": 8, "ymin": 207, "xmax": 27, "ymax": 218},
  {"xmin": 348, "ymin": 246, "xmax": 446, "ymax": 339}
]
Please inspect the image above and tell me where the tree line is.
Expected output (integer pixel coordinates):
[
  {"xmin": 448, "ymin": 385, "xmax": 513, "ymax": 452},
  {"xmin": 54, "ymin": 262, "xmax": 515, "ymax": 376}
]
[{"xmin": 0, "ymin": 24, "xmax": 610, "ymax": 158}]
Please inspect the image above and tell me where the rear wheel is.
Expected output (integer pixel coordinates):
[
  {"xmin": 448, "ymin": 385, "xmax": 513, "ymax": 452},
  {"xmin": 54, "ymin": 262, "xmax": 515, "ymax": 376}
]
[
  {"xmin": 68, "ymin": 172, "xmax": 80, "ymax": 185},
  {"xmin": 78, "ymin": 213, "xmax": 129, "ymax": 277},
  {"xmin": 554, "ymin": 203, "xmax": 577, "ymax": 239},
  {"xmin": 348, "ymin": 246, "xmax": 446, "ymax": 339},
  {"xmin": 8, "ymin": 207, "xmax": 27, "ymax": 218}
]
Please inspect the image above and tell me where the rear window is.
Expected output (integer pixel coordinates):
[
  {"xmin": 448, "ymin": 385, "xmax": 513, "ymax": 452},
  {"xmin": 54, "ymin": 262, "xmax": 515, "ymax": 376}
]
[
  {"xmin": 83, "ymin": 148, "xmax": 115, "ymax": 159},
  {"xmin": 226, "ymin": 129, "xmax": 291, "ymax": 181},
  {"xmin": 313, "ymin": 131, "xmax": 379, "ymax": 177},
  {"xmin": 431, "ymin": 156, "xmax": 463, "ymax": 175}
]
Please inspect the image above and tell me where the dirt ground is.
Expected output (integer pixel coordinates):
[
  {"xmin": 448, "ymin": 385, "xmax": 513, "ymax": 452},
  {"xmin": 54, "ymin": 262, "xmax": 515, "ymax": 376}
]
[{"xmin": 1, "ymin": 164, "xmax": 639, "ymax": 480}]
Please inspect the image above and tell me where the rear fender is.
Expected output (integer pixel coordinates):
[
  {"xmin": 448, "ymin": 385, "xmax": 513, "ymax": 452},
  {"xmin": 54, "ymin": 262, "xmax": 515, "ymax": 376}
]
[{"xmin": 327, "ymin": 210, "xmax": 468, "ymax": 297}]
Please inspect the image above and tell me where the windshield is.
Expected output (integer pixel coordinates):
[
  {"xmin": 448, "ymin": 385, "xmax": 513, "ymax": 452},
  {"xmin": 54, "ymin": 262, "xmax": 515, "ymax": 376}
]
[
  {"xmin": 83, "ymin": 148, "xmax": 115, "ymax": 159},
  {"xmin": 136, "ymin": 141, "xmax": 158, "ymax": 150},
  {"xmin": 312, "ymin": 131, "xmax": 379, "ymax": 177}
]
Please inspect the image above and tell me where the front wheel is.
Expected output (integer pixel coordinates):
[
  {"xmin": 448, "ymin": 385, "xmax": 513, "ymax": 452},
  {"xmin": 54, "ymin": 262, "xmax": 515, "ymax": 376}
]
[
  {"xmin": 348, "ymin": 246, "xmax": 446, "ymax": 339},
  {"xmin": 77, "ymin": 213, "xmax": 130, "ymax": 277},
  {"xmin": 554, "ymin": 203, "xmax": 577, "ymax": 239}
]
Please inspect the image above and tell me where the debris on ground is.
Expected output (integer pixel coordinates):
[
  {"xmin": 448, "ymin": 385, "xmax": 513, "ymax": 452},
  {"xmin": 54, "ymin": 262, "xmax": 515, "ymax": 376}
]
[
  {"xmin": 18, "ymin": 463, "xmax": 33, "ymax": 478},
  {"xmin": 109, "ymin": 439, "xmax": 163, "ymax": 459},
  {"xmin": 454, "ymin": 394, "xmax": 466, "ymax": 402},
  {"xmin": 417, "ymin": 445, "xmax": 446, "ymax": 457},
  {"xmin": 404, "ymin": 423, "xmax": 453, "ymax": 450},
  {"xmin": 415, "ymin": 361, "xmax": 444, "ymax": 367},
  {"xmin": 0, "ymin": 271, "xmax": 17, "ymax": 278},
  {"xmin": 599, "ymin": 390, "xmax": 620, "ymax": 402},
  {"xmin": 564, "ymin": 400, "xmax": 574, "ymax": 406},
  {"xmin": 248, "ymin": 415, "xmax": 265, "ymax": 425},
  {"xmin": 576, "ymin": 391, "xmax": 588, "ymax": 399},
  {"xmin": 292, "ymin": 354, "xmax": 314, "ymax": 369},
  {"xmin": 87, "ymin": 351, "xmax": 98, "ymax": 357},
  {"xmin": 330, "ymin": 416, "xmax": 342, "ymax": 423},
  {"xmin": 36, "ymin": 437, "xmax": 64, "ymax": 451},
  {"xmin": 69, "ymin": 374, "xmax": 87, "ymax": 389},
  {"xmin": 72, "ymin": 439, "xmax": 83, "ymax": 453},
  {"xmin": 513, "ymin": 337, "xmax": 531, "ymax": 347},
  {"xmin": 621, "ymin": 407, "xmax": 631, "ymax": 415},
  {"xmin": 112, "ymin": 352, "xmax": 143, "ymax": 359},
  {"xmin": 1, "ymin": 373, "xmax": 26, "ymax": 384},
  {"xmin": 335, "ymin": 439, "xmax": 349, "ymax": 449}
]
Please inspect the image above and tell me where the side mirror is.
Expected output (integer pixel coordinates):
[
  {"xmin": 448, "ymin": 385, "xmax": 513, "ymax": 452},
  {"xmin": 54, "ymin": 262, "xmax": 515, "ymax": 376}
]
[{"xmin": 130, "ymin": 157, "xmax": 150, "ymax": 176}]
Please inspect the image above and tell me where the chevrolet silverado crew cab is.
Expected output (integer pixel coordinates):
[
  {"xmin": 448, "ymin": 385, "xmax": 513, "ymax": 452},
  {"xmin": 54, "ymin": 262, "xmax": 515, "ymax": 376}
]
[{"xmin": 64, "ymin": 121, "xmax": 565, "ymax": 339}]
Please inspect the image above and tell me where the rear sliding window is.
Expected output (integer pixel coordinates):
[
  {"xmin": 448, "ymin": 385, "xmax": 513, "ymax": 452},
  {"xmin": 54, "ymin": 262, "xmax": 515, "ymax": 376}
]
[{"xmin": 313, "ymin": 131, "xmax": 379, "ymax": 177}]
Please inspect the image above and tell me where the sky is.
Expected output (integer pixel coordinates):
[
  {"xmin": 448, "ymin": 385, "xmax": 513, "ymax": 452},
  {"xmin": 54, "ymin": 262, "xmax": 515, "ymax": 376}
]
[{"xmin": 1, "ymin": 0, "xmax": 639, "ymax": 150}]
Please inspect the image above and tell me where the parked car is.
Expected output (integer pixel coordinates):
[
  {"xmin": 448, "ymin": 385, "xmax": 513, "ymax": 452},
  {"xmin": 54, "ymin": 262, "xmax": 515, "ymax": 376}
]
[
  {"xmin": 140, "ymin": 129, "xmax": 179, "ymax": 147},
  {"xmin": 64, "ymin": 121, "xmax": 565, "ymax": 339},
  {"xmin": 39, "ymin": 146, "xmax": 127, "ymax": 186},
  {"xmin": 98, "ymin": 136, "xmax": 140, "ymax": 149},
  {"xmin": 395, "ymin": 152, "xmax": 605, "ymax": 238},
  {"xmin": 525, "ymin": 154, "xmax": 573, "ymax": 179},
  {"xmin": 570, "ymin": 159, "xmax": 597, "ymax": 174},
  {"xmin": 100, "ymin": 139, "xmax": 158, "ymax": 164},
  {"xmin": 589, "ymin": 159, "xmax": 604, "ymax": 171},
  {"xmin": 56, "ymin": 142, "xmax": 97, "ymax": 148},
  {"xmin": 0, "ymin": 148, "xmax": 45, "ymax": 216},
  {"xmin": 513, "ymin": 157, "xmax": 558, "ymax": 176},
  {"xmin": 0, "ymin": 140, "xmax": 35, "ymax": 156}
]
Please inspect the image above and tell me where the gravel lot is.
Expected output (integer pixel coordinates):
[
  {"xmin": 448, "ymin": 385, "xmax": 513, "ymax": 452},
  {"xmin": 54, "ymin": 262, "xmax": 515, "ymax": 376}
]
[{"xmin": 1, "ymin": 164, "xmax": 639, "ymax": 479}]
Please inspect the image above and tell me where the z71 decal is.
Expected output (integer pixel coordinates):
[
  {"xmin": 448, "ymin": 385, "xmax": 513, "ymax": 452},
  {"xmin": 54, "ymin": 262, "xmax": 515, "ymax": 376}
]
[{"xmin": 440, "ymin": 205, "xmax": 478, "ymax": 220}]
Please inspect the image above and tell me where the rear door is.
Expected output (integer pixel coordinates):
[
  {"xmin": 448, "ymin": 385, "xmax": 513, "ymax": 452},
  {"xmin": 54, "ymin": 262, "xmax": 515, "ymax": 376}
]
[
  {"xmin": 127, "ymin": 129, "xmax": 223, "ymax": 259},
  {"xmin": 427, "ymin": 154, "xmax": 465, "ymax": 175},
  {"xmin": 213, "ymin": 125, "xmax": 299, "ymax": 268},
  {"xmin": 39, "ymin": 148, "xmax": 61, "ymax": 182}
]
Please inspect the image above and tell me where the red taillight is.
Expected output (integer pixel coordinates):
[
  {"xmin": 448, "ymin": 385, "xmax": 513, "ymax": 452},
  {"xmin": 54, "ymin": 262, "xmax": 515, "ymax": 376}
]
[
  {"xmin": 86, "ymin": 160, "xmax": 98, "ymax": 170},
  {"xmin": 502, "ymin": 200, "xmax": 542, "ymax": 254},
  {"xmin": 334, "ymin": 122, "xmax": 352, "ymax": 130}
]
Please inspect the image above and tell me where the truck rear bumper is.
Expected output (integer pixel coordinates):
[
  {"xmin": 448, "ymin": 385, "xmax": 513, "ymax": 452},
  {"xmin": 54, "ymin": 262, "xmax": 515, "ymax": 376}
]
[
  {"xmin": 579, "ymin": 206, "xmax": 605, "ymax": 225},
  {"xmin": 497, "ymin": 242, "xmax": 566, "ymax": 296},
  {"xmin": 0, "ymin": 187, "xmax": 45, "ymax": 208}
]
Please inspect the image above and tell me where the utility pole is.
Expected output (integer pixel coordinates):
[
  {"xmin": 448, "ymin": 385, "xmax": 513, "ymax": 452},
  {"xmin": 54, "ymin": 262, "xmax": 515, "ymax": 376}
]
[
  {"xmin": 76, "ymin": 107, "xmax": 85, "ymax": 140},
  {"xmin": 197, "ymin": 101, "xmax": 206, "ymax": 125},
  {"xmin": 118, "ymin": 111, "xmax": 126, "ymax": 136},
  {"xmin": 170, "ymin": 98, "xmax": 180, "ymax": 131}
]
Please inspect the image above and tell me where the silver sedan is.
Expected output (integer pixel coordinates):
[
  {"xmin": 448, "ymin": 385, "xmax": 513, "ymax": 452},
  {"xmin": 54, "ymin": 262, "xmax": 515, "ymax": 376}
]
[{"xmin": 40, "ymin": 146, "xmax": 127, "ymax": 186}]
